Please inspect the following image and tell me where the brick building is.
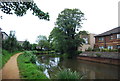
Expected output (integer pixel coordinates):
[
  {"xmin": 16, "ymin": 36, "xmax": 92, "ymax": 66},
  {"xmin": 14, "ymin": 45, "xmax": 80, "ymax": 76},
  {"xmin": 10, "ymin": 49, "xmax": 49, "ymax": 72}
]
[{"xmin": 94, "ymin": 27, "xmax": 120, "ymax": 49}]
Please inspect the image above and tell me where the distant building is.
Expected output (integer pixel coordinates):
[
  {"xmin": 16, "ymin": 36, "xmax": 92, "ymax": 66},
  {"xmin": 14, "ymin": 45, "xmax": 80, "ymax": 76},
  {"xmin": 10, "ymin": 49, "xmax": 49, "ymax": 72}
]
[
  {"xmin": 78, "ymin": 33, "xmax": 96, "ymax": 51},
  {"xmin": 18, "ymin": 41, "xmax": 25, "ymax": 46},
  {"xmin": 0, "ymin": 28, "xmax": 8, "ymax": 40},
  {"xmin": 2, "ymin": 32, "xmax": 8, "ymax": 40},
  {"xmin": 94, "ymin": 27, "xmax": 120, "ymax": 49}
]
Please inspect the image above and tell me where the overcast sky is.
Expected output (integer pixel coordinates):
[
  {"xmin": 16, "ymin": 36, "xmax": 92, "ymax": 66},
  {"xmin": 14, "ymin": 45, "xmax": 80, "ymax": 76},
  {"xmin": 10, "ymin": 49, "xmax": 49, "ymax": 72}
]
[{"xmin": 0, "ymin": 0, "xmax": 119, "ymax": 43}]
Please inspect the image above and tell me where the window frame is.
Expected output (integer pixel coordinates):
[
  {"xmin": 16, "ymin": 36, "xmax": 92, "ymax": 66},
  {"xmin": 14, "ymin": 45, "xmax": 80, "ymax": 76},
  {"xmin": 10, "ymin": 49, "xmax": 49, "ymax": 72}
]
[
  {"xmin": 117, "ymin": 34, "xmax": 120, "ymax": 39},
  {"xmin": 98, "ymin": 37, "xmax": 104, "ymax": 41}
]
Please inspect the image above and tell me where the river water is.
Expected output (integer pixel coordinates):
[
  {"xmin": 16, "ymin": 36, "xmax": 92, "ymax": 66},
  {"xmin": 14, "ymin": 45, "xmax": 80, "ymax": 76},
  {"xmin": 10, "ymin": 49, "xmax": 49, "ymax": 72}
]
[{"xmin": 36, "ymin": 55, "xmax": 119, "ymax": 79}]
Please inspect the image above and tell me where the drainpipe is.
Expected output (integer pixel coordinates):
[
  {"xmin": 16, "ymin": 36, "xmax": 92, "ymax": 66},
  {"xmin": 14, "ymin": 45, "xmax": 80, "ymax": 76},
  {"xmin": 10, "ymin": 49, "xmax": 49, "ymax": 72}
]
[{"xmin": 104, "ymin": 36, "xmax": 106, "ymax": 48}]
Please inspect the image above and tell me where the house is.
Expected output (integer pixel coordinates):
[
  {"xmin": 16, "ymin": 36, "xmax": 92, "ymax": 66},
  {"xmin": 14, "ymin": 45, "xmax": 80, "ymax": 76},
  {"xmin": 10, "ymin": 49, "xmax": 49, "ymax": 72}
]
[
  {"xmin": 1, "ymin": 32, "xmax": 8, "ymax": 40},
  {"xmin": 0, "ymin": 28, "xmax": 8, "ymax": 40},
  {"xmin": 18, "ymin": 41, "xmax": 25, "ymax": 46},
  {"xmin": 78, "ymin": 33, "xmax": 96, "ymax": 51},
  {"xmin": 94, "ymin": 27, "xmax": 120, "ymax": 49}
]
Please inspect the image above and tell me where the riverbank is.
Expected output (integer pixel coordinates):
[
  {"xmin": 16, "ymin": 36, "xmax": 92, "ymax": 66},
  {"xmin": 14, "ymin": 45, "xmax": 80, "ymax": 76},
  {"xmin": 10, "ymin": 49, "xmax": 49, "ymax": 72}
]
[
  {"xmin": 77, "ymin": 52, "xmax": 120, "ymax": 65},
  {"xmin": 77, "ymin": 56, "xmax": 120, "ymax": 65},
  {"xmin": 17, "ymin": 51, "xmax": 48, "ymax": 79}
]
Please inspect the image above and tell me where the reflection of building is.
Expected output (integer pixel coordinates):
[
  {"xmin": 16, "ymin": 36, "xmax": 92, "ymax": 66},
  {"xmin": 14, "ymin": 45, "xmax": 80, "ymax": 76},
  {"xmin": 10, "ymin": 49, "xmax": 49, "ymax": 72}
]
[
  {"xmin": 94, "ymin": 27, "xmax": 120, "ymax": 49},
  {"xmin": 78, "ymin": 33, "xmax": 96, "ymax": 51}
]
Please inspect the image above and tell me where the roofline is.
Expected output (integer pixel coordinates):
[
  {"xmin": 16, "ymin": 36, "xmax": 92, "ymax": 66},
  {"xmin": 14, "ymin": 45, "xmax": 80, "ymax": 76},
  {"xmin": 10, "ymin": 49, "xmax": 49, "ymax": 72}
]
[
  {"xmin": 1, "ymin": 32, "xmax": 8, "ymax": 36},
  {"xmin": 94, "ymin": 26, "xmax": 120, "ymax": 37}
]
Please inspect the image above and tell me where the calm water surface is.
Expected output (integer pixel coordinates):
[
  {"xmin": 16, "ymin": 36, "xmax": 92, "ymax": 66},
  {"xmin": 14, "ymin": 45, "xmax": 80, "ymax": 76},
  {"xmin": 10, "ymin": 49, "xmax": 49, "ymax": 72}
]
[{"xmin": 36, "ymin": 55, "xmax": 119, "ymax": 79}]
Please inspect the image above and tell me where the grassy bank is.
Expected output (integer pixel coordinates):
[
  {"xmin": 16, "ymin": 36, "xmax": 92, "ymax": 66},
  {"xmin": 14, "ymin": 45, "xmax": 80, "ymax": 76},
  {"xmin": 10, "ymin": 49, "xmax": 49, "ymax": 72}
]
[
  {"xmin": 0, "ymin": 50, "xmax": 21, "ymax": 69},
  {"xmin": 17, "ymin": 51, "xmax": 48, "ymax": 79}
]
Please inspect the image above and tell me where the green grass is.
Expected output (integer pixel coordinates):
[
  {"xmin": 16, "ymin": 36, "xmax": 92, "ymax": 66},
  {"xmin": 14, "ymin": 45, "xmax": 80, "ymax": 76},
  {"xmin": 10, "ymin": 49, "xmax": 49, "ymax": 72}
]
[
  {"xmin": 17, "ymin": 51, "xmax": 48, "ymax": 79},
  {"xmin": 0, "ymin": 50, "xmax": 21, "ymax": 69}
]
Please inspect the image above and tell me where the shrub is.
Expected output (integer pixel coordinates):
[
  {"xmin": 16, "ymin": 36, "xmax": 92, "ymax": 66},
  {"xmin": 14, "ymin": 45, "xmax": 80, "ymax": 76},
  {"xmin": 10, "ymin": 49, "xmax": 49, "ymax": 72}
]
[
  {"xmin": 56, "ymin": 69, "xmax": 83, "ymax": 80},
  {"xmin": 85, "ymin": 47, "xmax": 92, "ymax": 52},
  {"xmin": 95, "ymin": 53, "xmax": 101, "ymax": 57},
  {"xmin": 30, "ymin": 55, "xmax": 36, "ymax": 64},
  {"xmin": 76, "ymin": 51, "xmax": 82, "ymax": 55},
  {"xmin": 92, "ymin": 48, "xmax": 100, "ymax": 52},
  {"xmin": 38, "ymin": 65, "xmax": 45, "ymax": 72}
]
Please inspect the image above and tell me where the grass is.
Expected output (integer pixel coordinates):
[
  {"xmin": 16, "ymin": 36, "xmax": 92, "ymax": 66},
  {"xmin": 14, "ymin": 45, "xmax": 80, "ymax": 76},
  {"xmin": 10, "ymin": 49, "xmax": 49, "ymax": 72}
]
[
  {"xmin": 17, "ymin": 51, "xmax": 49, "ymax": 79},
  {"xmin": 0, "ymin": 50, "xmax": 21, "ymax": 69},
  {"xmin": 56, "ymin": 69, "xmax": 83, "ymax": 80}
]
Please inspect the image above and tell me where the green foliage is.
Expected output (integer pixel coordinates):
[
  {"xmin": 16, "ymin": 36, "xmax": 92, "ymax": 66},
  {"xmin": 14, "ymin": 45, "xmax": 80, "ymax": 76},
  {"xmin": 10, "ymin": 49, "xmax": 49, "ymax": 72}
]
[
  {"xmin": 17, "ymin": 52, "xmax": 48, "ymax": 79},
  {"xmin": 30, "ymin": 55, "xmax": 36, "ymax": 64},
  {"xmin": 95, "ymin": 53, "xmax": 101, "ymax": 57},
  {"xmin": 22, "ymin": 40, "xmax": 32, "ymax": 50},
  {"xmin": 37, "ymin": 65, "xmax": 45, "ymax": 72},
  {"xmin": 56, "ymin": 69, "xmax": 83, "ymax": 80},
  {"xmin": 31, "ymin": 43, "xmax": 37, "ymax": 50},
  {"xmin": 2, "ymin": 31, "xmax": 21, "ymax": 53},
  {"xmin": 36, "ymin": 35, "xmax": 50, "ymax": 50},
  {"xmin": 1, "ymin": 50, "xmax": 20, "ymax": 69},
  {"xmin": 101, "ymin": 49, "xmax": 118, "ymax": 52},
  {"xmin": 76, "ymin": 51, "xmax": 82, "ymax": 55},
  {"xmin": 49, "ymin": 8, "xmax": 85, "ymax": 58},
  {"xmin": 0, "ymin": 2, "xmax": 49, "ymax": 20},
  {"xmin": 85, "ymin": 47, "xmax": 93, "ymax": 52}
]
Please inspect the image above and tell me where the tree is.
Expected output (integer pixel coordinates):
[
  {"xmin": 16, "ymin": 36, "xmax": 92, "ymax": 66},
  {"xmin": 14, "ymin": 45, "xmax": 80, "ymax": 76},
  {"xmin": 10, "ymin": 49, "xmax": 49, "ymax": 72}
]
[
  {"xmin": 2, "ymin": 31, "xmax": 19, "ymax": 52},
  {"xmin": 49, "ymin": 8, "xmax": 86, "ymax": 58},
  {"xmin": 0, "ymin": 1, "xmax": 49, "ymax": 20},
  {"xmin": 22, "ymin": 40, "xmax": 31, "ymax": 50},
  {"xmin": 36, "ymin": 35, "xmax": 50, "ymax": 50},
  {"xmin": 31, "ymin": 43, "xmax": 37, "ymax": 50}
]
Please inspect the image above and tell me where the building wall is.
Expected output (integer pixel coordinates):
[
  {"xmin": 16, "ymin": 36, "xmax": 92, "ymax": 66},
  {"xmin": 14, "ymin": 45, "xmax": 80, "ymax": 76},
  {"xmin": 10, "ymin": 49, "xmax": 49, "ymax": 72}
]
[
  {"xmin": 2, "ymin": 32, "xmax": 8, "ymax": 40},
  {"xmin": 95, "ymin": 33, "xmax": 120, "ymax": 49},
  {"xmin": 78, "ymin": 33, "xmax": 96, "ymax": 51}
]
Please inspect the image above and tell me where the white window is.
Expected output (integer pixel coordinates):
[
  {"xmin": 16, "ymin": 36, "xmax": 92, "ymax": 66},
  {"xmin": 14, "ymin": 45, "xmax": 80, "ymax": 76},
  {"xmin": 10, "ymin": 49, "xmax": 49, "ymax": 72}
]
[
  {"xmin": 108, "ymin": 46, "xmax": 113, "ymax": 49},
  {"xmin": 99, "ymin": 46, "xmax": 104, "ymax": 49},
  {"xmin": 83, "ymin": 38, "xmax": 88, "ymax": 44},
  {"xmin": 117, "ymin": 34, "xmax": 120, "ymax": 39},
  {"xmin": 99, "ymin": 37, "xmax": 104, "ymax": 41},
  {"xmin": 110, "ymin": 35, "xmax": 113, "ymax": 40}
]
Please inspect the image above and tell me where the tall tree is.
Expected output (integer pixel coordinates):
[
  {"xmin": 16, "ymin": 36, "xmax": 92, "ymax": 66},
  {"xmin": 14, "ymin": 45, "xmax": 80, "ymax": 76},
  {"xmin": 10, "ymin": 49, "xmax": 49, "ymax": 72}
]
[
  {"xmin": 0, "ymin": 1, "xmax": 49, "ymax": 20},
  {"xmin": 2, "ymin": 31, "xmax": 19, "ymax": 52},
  {"xmin": 22, "ymin": 40, "xmax": 31, "ymax": 50},
  {"xmin": 50, "ymin": 8, "xmax": 86, "ymax": 58},
  {"xmin": 36, "ymin": 35, "xmax": 50, "ymax": 50}
]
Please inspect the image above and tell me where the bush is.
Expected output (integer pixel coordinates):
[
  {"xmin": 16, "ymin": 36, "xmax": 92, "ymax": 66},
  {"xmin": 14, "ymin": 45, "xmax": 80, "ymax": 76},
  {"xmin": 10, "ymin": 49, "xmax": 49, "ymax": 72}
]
[
  {"xmin": 30, "ymin": 55, "xmax": 36, "ymax": 64},
  {"xmin": 56, "ymin": 69, "xmax": 83, "ymax": 80},
  {"xmin": 76, "ymin": 51, "xmax": 82, "ymax": 55},
  {"xmin": 92, "ymin": 48, "xmax": 100, "ymax": 52},
  {"xmin": 17, "ymin": 52, "xmax": 48, "ymax": 79},
  {"xmin": 95, "ymin": 53, "xmax": 101, "ymax": 57},
  {"xmin": 38, "ymin": 65, "xmax": 45, "ymax": 72},
  {"xmin": 85, "ymin": 47, "xmax": 92, "ymax": 52},
  {"xmin": 101, "ymin": 49, "xmax": 118, "ymax": 52}
]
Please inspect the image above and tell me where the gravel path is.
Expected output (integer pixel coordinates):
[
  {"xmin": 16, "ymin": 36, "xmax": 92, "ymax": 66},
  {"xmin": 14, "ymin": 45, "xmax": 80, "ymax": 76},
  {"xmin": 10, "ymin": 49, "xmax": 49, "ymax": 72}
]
[{"xmin": 0, "ymin": 53, "xmax": 23, "ymax": 80}]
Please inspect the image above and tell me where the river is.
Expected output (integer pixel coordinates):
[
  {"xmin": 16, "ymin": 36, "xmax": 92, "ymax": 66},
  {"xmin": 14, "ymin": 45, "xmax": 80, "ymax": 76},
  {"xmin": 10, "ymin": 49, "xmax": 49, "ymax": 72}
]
[{"xmin": 36, "ymin": 55, "xmax": 119, "ymax": 79}]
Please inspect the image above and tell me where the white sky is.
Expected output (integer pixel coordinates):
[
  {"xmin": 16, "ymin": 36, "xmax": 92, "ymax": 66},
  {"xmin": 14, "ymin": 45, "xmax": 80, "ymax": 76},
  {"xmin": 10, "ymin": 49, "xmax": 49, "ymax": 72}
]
[{"xmin": 0, "ymin": 0, "xmax": 119, "ymax": 43}]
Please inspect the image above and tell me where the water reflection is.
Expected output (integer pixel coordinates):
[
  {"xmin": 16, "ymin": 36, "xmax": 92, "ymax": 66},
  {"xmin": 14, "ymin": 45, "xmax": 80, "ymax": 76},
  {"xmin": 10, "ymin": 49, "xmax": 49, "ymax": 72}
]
[{"xmin": 36, "ymin": 56, "xmax": 119, "ymax": 79}]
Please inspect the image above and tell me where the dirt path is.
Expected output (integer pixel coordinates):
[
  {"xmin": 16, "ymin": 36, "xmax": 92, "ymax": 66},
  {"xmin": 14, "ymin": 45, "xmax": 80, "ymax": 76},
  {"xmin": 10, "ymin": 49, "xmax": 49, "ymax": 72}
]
[{"xmin": 0, "ymin": 53, "xmax": 23, "ymax": 80}]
